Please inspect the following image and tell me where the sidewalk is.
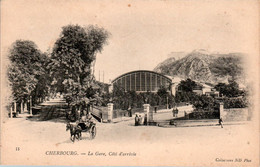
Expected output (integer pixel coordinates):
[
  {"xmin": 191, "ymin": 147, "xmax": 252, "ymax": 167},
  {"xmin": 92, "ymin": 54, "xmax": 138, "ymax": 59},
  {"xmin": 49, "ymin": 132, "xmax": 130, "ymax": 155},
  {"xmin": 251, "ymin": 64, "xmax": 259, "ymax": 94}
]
[
  {"xmin": 111, "ymin": 116, "xmax": 135, "ymax": 123},
  {"xmin": 157, "ymin": 119, "xmax": 248, "ymax": 128},
  {"xmin": 110, "ymin": 108, "xmax": 183, "ymax": 124},
  {"xmin": 110, "ymin": 108, "xmax": 174, "ymax": 123}
]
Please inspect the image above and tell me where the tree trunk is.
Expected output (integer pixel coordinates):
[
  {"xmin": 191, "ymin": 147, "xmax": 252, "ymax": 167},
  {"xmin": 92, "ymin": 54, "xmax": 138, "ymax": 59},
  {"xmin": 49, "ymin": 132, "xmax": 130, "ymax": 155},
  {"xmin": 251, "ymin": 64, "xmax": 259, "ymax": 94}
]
[
  {"xmin": 14, "ymin": 102, "xmax": 17, "ymax": 114},
  {"xmin": 21, "ymin": 100, "xmax": 24, "ymax": 113},
  {"xmin": 24, "ymin": 101, "xmax": 28, "ymax": 112},
  {"xmin": 30, "ymin": 96, "xmax": 32, "ymax": 116}
]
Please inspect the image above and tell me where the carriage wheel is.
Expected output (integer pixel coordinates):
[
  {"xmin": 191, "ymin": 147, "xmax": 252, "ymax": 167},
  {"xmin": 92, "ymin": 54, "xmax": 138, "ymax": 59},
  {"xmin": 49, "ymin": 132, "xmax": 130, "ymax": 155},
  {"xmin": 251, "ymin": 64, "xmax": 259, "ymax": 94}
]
[{"xmin": 90, "ymin": 126, "xmax": 96, "ymax": 139}]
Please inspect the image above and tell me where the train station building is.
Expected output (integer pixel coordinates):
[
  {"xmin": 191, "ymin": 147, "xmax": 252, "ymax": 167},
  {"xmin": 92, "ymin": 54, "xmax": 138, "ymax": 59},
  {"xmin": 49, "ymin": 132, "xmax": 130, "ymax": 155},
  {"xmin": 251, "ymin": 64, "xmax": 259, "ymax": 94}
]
[{"xmin": 111, "ymin": 70, "xmax": 179, "ymax": 95}]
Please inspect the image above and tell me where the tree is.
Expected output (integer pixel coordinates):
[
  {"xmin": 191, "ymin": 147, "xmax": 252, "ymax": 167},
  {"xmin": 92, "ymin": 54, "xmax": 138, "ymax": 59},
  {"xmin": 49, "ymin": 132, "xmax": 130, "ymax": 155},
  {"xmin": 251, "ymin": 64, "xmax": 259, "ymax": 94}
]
[
  {"xmin": 50, "ymin": 24, "xmax": 109, "ymax": 107},
  {"xmin": 7, "ymin": 40, "xmax": 48, "ymax": 108},
  {"xmin": 178, "ymin": 78, "xmax": 197, "ymax": 92},
  {"xmin": 31, "ymin": 53, "xmax": 51, "ymax": 104},
  {"xmin": 215, "ymin": 80, "xmax": 244, "ymax": 97},
  {"xmin": 157, "ymin": 86, "xmax": 168, "ymax": 98}
]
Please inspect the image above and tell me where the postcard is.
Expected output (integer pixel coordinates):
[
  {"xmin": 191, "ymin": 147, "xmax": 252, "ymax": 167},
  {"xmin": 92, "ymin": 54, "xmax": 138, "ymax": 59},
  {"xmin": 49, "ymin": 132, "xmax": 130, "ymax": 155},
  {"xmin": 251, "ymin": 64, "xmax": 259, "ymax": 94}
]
[{"xmin": 1, "ymin": 0, "xmax": 259, "ymax": 166}]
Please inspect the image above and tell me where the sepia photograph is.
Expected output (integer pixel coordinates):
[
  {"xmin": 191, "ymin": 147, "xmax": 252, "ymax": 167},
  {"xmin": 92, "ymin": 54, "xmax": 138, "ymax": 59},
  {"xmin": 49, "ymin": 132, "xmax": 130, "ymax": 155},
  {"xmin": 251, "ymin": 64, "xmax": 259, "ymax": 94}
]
[{"xmin": 0, "ymin": 0, "xmax": 259, "ymax": 166}]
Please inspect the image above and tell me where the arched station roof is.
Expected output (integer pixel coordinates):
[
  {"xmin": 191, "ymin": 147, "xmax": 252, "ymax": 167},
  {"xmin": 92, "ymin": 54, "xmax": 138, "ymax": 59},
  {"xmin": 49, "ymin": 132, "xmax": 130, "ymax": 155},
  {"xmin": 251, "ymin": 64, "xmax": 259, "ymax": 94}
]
[{"xmin": 112, "ymin": 70, "xmax": 172, "ymax": 84}]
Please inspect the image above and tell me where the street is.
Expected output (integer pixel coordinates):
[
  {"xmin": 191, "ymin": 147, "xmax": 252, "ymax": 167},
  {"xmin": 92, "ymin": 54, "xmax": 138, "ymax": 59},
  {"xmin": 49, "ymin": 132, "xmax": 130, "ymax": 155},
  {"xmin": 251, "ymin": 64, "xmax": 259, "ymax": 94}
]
[{"xmin": 1, "ymin": 113, "xmax": 259, "ymax": 166}]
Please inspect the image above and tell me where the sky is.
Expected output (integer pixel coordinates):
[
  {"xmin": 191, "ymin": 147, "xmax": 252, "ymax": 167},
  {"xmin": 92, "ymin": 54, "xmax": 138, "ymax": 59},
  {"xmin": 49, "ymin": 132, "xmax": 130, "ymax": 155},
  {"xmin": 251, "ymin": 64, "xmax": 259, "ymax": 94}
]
[{"xmin": 1, "ymin": 0, "xmax": 259, "ymax": 83}]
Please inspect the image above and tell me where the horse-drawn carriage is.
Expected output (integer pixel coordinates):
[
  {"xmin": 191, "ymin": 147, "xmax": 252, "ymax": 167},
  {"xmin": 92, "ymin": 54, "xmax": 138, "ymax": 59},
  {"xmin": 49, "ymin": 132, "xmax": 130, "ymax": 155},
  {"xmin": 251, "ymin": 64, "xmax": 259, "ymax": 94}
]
[{"xmin": 66, "ymin": 121, "xmax": 96, "ymax": 142}]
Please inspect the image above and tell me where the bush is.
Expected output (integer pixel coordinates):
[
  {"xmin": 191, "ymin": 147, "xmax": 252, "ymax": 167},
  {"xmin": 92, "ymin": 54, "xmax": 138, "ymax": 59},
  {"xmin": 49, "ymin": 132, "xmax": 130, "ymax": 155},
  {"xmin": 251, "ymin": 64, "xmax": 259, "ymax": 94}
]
[
  {"xmin": 223, "ymin": 97, "xmax": 248, "ymax": 108},
  {"xmin": 188, "ymin": 110, "xmax": 219, "ymax": 119},
  {"xmin": 109, "ymin": 85, "xmax": 174, "ymax": 110}
]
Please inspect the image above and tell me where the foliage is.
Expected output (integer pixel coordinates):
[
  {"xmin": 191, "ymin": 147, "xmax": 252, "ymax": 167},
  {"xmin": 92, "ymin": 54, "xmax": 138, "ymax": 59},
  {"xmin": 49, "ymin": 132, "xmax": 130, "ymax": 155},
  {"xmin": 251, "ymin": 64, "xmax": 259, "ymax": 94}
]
[
  {"xmin": 192, "ymin": 95, "xmax": 218, "ymax": 112},
  {"xmin": 157, "ymin": 86, "xmax": 168, "ymax": 98},
  {"xmin": 187, "ymin": 110, "xmax": 219, "ymax": 119},
  {"xmin": 215, "ymin": 80, "xmax": 244, "ymax": 97},
  {"xmin": 175, "ymin": 91, "xmax": 218, "ymax": 111},
  {"xmin": 108, "ymin": 85, "xmax": 173, "ymax": 110},
  {"xmin": 50, "ymin": 24, "xmax": 109, "ymax": 107},
  {"xmin": 107, "ymin": 77, "xmax": 248, "ymax": 112},
  {"xmin": 175, "ymin": 78, "xmax": 248, "ymax": 110},
  {"xmin": 223, "ymin": 97, "xmax": 248, "ymax": 108},
  {"xmin": 177, "ymin": 78, "xmax": 197, "ymax": 92},
  {"xmin": 7, "ymin": 40, "xmax": 49, "ymax": 103},
  {"xmin": 175, "ymin": 91, "xmax": 196, "ymax": 103},
  {"xmin": 31, "ymin": 53, "xmax": 52, "ymax": 103}
]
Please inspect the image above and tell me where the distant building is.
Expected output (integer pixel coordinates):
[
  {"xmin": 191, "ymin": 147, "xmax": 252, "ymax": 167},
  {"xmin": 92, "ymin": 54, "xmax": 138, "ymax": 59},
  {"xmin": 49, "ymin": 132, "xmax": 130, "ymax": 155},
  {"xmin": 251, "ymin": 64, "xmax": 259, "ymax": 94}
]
[
  {"xmin": 192, "ymin": 83, "xmax": 219, "ymax": 97},
  {"xmin": 192, "ymin": 85, "xmax": 203, "ymax": 95},
  {"xmin": 111, "ymin": 70, "xmax": 176, "ymax": 94}
]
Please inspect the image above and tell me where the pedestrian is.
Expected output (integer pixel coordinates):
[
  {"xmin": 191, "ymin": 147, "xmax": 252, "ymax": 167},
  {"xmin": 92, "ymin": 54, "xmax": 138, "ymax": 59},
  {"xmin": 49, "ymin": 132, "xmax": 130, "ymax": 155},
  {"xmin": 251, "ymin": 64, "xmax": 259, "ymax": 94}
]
[
  {"xmin": 175, "ymin": 108, "xmax": 179, "ymax": 117},
  {"xmin": 135, "ymin": 114, "xmax": 139, "ymax": 126},
  {"xmin": 128, "ymin": 106, "xmax": 132, "ymax": 117},
  {"xmin": 138, "ymin": 115, "xmax": 142, "ymax": 125},
  {"xmin": 172, "ymin": 108, "xmax": 176, "ymax": 117},
  {"xmin": 143, "ymin": 114, "xmax": 147, "ymax": 125},
  {"xmin": 219, "ymin": 117, "xmax": 224, "ymax": 128}
]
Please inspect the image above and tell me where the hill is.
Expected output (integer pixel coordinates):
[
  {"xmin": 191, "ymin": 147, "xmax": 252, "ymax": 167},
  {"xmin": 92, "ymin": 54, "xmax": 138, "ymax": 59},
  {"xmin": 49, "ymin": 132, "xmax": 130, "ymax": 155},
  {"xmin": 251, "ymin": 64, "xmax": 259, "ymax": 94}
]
[{"xmin": 154, "ymin": 50, "xmax": 245, "ymax": 84}]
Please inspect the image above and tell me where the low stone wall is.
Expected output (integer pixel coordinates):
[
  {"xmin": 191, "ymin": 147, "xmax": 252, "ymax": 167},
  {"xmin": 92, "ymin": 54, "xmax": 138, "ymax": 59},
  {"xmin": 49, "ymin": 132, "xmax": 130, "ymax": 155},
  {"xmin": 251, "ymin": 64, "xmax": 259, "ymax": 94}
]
[
  {"xmin": 221, "ymin": 108, "xmax": 249, "ymax": 121},
  {"xmin": 176, "ymin": 105, "xmax": 194, "ymax": 113}
]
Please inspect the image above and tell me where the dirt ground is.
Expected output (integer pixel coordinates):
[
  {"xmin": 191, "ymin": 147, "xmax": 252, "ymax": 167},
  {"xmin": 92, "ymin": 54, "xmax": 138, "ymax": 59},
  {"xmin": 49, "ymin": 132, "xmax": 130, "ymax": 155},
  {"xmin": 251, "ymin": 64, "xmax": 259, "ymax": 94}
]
[{"xmin": 1, "ymin": 113, "xmax": 259, "ymax": 166}]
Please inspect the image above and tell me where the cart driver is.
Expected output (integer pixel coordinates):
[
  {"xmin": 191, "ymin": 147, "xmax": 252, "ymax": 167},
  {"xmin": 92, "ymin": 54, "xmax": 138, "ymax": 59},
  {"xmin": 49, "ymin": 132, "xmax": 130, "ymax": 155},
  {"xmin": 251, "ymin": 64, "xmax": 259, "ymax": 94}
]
[
  {"xmin": 79, "ymin": 113, "xmax": 92, "ymax": 128},
  {"xmin": 85, "ymin": 113, "xmax": 93, "ymax": 127}
]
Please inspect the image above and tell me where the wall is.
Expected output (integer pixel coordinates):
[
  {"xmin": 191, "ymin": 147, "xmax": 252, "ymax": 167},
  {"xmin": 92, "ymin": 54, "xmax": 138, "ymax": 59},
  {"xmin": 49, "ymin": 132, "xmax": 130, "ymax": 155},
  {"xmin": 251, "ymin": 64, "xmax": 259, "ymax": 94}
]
[{"xmin": 221, "ymin": 108, "xmax": 249, "ymax": 121}]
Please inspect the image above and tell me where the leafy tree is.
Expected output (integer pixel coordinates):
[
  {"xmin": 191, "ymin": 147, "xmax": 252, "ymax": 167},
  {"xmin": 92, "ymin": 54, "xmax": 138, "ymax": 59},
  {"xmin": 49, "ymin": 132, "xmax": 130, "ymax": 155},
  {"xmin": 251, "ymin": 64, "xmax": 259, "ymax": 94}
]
[
  {"xmin": 7, "ymin": 40, "xmax": 48, "ymax": 105},
  {"xmin": 50, "ymin": 24, "xmax": 109, "ymax": 107},
  {"xmin": 31, "ymin": 53, "xmax": 51, "ymax": 104},
  {"xmin": 109, "ymin": 84, "xmax": 174, "ymax": 110},
  {"xmin": 215, "ymin": 80, "xmax": 244, "ymax": 97},
  {"xmin": 157, "ymin": 86, "xmax": 168, "ymax": 98},
  {"xmin": 178, "ymin": 78, "xmax": 197, "ymax": 92},
  {"xmin": 223, "ymin": 97, "xmax": 248, "ymax": 108}
]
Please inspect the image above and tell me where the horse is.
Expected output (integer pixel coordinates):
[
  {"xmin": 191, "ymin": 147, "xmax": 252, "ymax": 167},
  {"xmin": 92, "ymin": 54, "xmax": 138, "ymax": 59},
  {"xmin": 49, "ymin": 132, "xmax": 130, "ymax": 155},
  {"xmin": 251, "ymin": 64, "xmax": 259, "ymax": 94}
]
[{"xmin": 66, "ymin": 122, "xmax": 82, "ymax": 142}]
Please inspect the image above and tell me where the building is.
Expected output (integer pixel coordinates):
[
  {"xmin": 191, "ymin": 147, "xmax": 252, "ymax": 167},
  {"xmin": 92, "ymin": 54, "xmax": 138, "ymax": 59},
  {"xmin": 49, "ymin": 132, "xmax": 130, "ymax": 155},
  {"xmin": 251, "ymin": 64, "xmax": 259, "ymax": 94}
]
[
  {"xmin": 111, "ymin": 70, "xmax": 173, "ymax": 93},
  {"xmin": 192, "ymin": 83, "xmax": 219, "ymax": 97}
]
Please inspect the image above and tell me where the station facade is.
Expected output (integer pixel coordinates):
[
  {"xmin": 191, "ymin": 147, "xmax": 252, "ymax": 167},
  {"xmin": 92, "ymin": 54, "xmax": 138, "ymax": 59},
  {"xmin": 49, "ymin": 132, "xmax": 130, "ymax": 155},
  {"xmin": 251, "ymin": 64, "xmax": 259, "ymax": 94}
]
[{"xmin": 111, "ymin": 70, "xmax": 174, "ymax": 93}]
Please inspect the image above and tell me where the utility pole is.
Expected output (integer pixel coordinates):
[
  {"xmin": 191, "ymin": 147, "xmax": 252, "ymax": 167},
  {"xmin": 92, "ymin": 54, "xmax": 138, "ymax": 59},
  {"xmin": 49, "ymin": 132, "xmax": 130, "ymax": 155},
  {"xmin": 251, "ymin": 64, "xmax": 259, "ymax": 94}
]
[{"xmin": 103, "ymin": 71, "xmax": 104, "ymax": 83}]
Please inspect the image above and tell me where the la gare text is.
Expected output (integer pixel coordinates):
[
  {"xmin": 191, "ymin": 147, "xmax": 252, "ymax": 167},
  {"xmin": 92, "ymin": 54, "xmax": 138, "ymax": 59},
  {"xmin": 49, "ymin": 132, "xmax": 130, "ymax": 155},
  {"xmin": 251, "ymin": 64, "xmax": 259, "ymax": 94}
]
[{"xmin": 88, "ymin": 151, "xmax": 137, "ymax": 156}]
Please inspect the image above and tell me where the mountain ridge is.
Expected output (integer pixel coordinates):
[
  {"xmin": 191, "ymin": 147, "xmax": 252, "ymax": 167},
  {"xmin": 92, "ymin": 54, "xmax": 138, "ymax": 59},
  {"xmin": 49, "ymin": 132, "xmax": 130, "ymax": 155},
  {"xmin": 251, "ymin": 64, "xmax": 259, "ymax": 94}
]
[{"xmin": 154, "ymin": 50, "xmax": 245, "ymax": 84}]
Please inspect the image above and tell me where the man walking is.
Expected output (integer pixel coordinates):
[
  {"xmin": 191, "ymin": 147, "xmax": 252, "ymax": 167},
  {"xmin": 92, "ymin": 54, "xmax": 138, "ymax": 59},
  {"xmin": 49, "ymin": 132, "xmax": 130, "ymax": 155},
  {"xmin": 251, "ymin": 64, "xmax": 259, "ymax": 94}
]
[
  {"xmin": 135, "ymin": 114, "xmax": 139, "ymax": 126},
  {"xmin": 175, "ymin": 108, "xmax": 179, "ymax": 117},
  {"xmin": 138, "ymin": 115, "xmax": 142, "ymax": 125},
  {"xmin": 143, "ymin": 114, "xmax": 148, "ymax": 126},
  {"xmin": 219, "ymin": 117, "xmax": 224, "ymax": 128}
]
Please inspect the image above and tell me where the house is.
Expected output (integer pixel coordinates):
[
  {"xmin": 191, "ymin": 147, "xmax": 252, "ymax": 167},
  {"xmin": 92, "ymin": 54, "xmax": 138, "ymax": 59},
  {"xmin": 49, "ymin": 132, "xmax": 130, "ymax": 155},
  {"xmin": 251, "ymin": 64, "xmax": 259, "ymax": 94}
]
[{"xmin": 192, "ymin": 83, "xmax": 219, "ymax": 97}]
